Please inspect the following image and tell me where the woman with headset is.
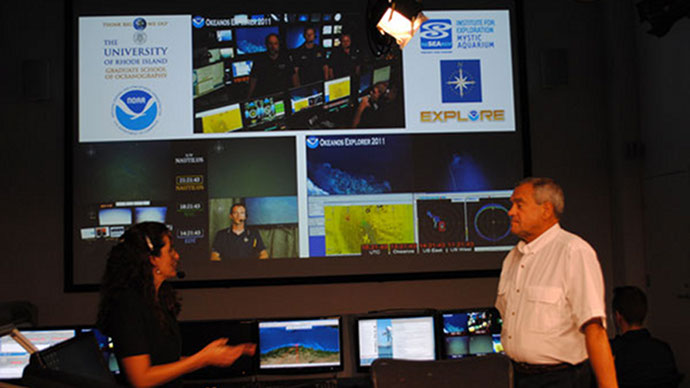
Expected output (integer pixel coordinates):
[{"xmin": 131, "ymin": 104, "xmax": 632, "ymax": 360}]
[{"xmin": 97, "ymin": 222, "xmax": 255, "ymax": 387}]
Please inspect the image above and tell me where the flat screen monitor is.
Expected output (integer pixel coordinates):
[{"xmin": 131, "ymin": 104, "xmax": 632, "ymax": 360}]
[
  {"xmin": 134, "ymin": 206, "xmax": 167, "ymax": 223},
  {"xmin": 241, "ymin": 93, "xmax": 286, "ymax": 129},
  {"xmin": 195, "ymin": 103, "xmax": 243, "ymax": 133},
  {"xmin": 324, "ymin": 76, "xmax": 350, "ymax": 104},
  {"xmin": 372, "ymin": 65, "xmax": 391, "ymax": 85},
  {"xmin": 0, "ymin": 328, "xmax": 76, "ymax": 380},
  {"xmin": 358, "ymin": 71, "xmax": 372, "ymax": 96},
  {"xmin": 440, "ymin": 308, "xmax": 503, "ymax": 359},
  {"xmin": 232, "ymin": 60, "xmax": 254, "ymax": 78},
  {"xmin": 219, "ymin": 47, "xmax": 234, "ymax": 59},
  {"xmin": 355, "ymin": 314, "xmax": 436, "ymax": 370},
  {"xmin": 289, "ymin": 81, "xmax": 324, "ymax": 114},
  {"xmin": 235, "ymin": 26, "xmax": 279, "ymax": 55},
  {"xmin": 286, "ymin": 25, "xmax": 320, "ymax": 49},
  {"xmin": 193, "ymin": 61, "xmax": 225, "ymax": 98},
  {"xmin": 78, "ymin": 327, "xmax": 121, "ymax": 376},
  {"xmin": 216, "ymin": 29, "xmax": 232, "ymax": 42},
  {"xmin": 98, "ymin": 208, "xmax": 132, "ymax": 226},
  {"xmin": 179, "ymin": 320, "xmax": 257, "ymax": 380},
  {"xmin": 258, "ymin": 317, "xmax": 342, "ymax": 373}
]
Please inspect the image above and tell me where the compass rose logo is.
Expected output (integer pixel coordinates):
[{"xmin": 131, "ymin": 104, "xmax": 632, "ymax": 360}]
[{"xmin": 440, "ymin": 60, "xmax": 482, "ymax": 103}]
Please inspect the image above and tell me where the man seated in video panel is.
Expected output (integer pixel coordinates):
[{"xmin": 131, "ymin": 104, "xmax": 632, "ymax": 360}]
[
  {"xmin": 351, "ymin": 81, "xmax": 389, "ymax": 128},
  {"xmin": 292, "ymin": 25, "xmax": 329, "ymax": 86},
  {"xmin": 211, "ymin": 203, "xmax": 268, "ymax": 260},
  {"xmin": 328, "ymin": 32, "xmax": 360, "ymax": 80},
  {"xmin": 247, "ymin": 33, "xmax": 296, "ymax": 98}
]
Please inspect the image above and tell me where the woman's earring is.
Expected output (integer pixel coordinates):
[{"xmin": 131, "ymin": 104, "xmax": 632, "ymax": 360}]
[{"xmin": 155, "ymin": 268, "xmax": 162, "ymax": 275}]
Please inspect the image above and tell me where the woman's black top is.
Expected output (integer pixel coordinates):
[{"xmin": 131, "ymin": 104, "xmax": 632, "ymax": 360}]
[{"xmin": 107, "ymin": 289, "xmax": 182, "ymax": 388}]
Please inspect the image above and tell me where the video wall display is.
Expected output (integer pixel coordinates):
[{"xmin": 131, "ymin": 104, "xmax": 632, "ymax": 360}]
[{"xmin": 70, "ymin": 0, "xmax": 523, "ymax": 288}]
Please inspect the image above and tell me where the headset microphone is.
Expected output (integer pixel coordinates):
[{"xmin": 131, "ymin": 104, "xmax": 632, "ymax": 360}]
[{"xmin": 176, "ymin": 260, "xmax": 186, "ymax": 279}]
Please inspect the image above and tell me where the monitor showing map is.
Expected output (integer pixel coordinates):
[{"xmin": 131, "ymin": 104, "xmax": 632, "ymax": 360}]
[{"xmin": 258, "ymin": 317, "xmax": 342, "ymax": 373}]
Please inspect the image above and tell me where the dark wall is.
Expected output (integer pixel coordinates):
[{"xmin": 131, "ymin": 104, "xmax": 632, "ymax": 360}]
[{"xmin": 1, "ymin": 0, "xmax": 687, "ymax": 383}]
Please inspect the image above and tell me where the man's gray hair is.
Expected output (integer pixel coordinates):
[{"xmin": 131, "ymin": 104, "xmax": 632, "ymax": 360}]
[{"xmin": 517, "ymin": 177, "xmax": 565, "ymax": 219}]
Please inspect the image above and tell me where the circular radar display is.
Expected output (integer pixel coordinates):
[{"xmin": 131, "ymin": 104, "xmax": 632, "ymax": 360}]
[{"xmin": 473, "ymin": 203, "xmax": 511, "ymax": 242}]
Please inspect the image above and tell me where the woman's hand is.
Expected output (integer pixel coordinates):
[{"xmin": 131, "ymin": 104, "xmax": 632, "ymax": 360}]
[{"xmin": 199, "ymin": 338, "xmax": 256, "ymax": 367}]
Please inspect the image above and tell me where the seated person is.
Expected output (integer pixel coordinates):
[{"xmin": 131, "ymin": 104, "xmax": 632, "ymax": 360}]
[
  {"xmin": 211, "ymin": 203, "xmax": 269, "ymax": 260},
  {"xmin": 610, "ymin": 286, "xmax": 681, "ymax": 388},
  {"xmin": 351, "ymin": 81, "xmax": 389, "ymax": 128}
]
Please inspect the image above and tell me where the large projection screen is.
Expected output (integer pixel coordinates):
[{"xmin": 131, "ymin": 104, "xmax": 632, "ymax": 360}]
[{"xmin": 67, "ymin": 0, "xmax": 526, "ymax": 290}]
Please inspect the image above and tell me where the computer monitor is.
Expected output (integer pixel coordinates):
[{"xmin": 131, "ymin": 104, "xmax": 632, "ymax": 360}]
[
  {"xmin": 241, "ymin": 93, "xmax": 286, "ymax": 129},
  {"xmin": 0, "ymin": 328, "xmax": 76, "ymax": 380},
  {"xmin": 232, "ymin": 60, "xmax": 254, "ymax": 78},
  {"xmin": 358, "ymin": 71, "xmax": 373, "ymax": 96},
  {"xmin": 216, "ymin": 29, "xmax": 232, "ymax": 42},
  {"xmin": 324, "ymin": 76, "xmax": 351, "ymax": 105},
  {"xmin": 286, "ymin": 25, "xmax": 321, "ymax": 49},
  {"xmin": 195, "ymin": 103, "xmax": 243, "ymax": 133},
  {"xmin": 179, "ymin": 320, "xmax": 257, "ymax": 380},
  {"xmin": 193, "ymin": 61, "xmax": 225, "ymax": 98},
  {"xmin": 289, "ymin": 81, "xmax": 324, "ymax": 114},
  {"xmin": 26, "ymin": 331, "xmax": 117, "ymax": 385},
  {"xmin": 98, "ymin": 208, "xmax": 132, "ymax": 226},
  {"xmin": 372, "ymin": 65, "xmax": 391, "ymax": 85},
  {"xmin": 134, "ymin": 206, "xmax": 167, "ymax": 224},
  {"xmin": 77, "ymin": 327, "xmax": 120, "ymax": 376},
  {"xmin": 440, "ymin": 308, "xmax": 503, "ymax": 359},
  {"xmin": 355, "ymin": 314, "xmax": 436, "ymax": 370},
  {"xmin": 258, "ymin": 317, "xmax": 342, "ymax": 373},
  {"xmin": 235, "ymin": 26, "xmax": 279, "ymax": 55}
]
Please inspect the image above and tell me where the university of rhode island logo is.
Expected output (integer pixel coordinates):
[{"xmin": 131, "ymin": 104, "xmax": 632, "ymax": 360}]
[
  {"xmin": 111, "ymin": 87, "xmax": 161, "ymax": 134},
  {"xmin": 133, "ymin": 17, "xmax": 148, "ymax": 44}
]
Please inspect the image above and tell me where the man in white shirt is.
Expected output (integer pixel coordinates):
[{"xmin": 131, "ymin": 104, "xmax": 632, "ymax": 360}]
[{"xmin": 495, "ymin": 177, "xmax": 617, "ymax": 388}]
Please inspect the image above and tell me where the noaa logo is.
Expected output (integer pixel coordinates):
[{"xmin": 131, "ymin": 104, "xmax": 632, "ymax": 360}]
[
  {"xmin": 111, "ymin": 87, "xmax": 161, "ymax": 134},
  {"xmin": 192, "ymin": 16, "xmax": 205, "ymax": 29},
  {"xmin": 306, "ymin": 136, "xmax": 319, "ymax": 149},
  {"xmin": 420, "ymin": 20, "xmax": 452, "ymax": 50},
  {"xmin": 133, "ymin": 17, "xmax": 147, "ymax": 31}
]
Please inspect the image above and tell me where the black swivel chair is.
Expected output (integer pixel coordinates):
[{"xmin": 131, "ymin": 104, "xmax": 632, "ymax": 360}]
[
  {"xmin": 371, "ymin": 354, "xmax": 513, "ymax": 388},
  {"xmin": 21, "ymin": 331, "xmax": 122, "ymax": 388}
]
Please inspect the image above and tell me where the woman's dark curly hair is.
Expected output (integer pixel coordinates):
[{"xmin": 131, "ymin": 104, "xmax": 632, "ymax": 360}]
[{"xmin": 97, "ymin": 222, "xmax": 181, "ymax": 335}]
